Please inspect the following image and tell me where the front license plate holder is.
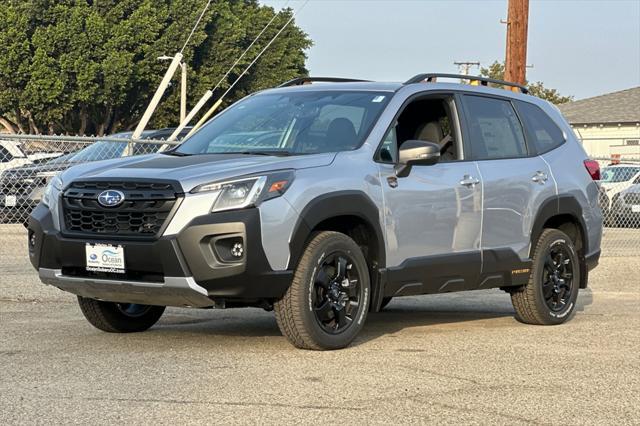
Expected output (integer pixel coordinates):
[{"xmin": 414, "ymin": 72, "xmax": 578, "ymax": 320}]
[{"xmin": 85, "ymin": 243, "xmax": 125, "ymax": 274}]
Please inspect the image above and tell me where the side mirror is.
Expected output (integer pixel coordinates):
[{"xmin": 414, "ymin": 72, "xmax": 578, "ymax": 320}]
[{"xmin": 395, "ymin": 140, "xmax": 440, "ymax": 177}]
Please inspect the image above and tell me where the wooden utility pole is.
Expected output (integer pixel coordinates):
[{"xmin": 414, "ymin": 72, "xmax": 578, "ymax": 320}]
[{"xmin": 504, "ymin": 0, "xmax": 529, "ymax": 85}]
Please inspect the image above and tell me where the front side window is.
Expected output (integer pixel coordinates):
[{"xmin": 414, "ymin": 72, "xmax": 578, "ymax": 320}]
[
  {"xmin": 175, "ymin": 91, "xmax": 391, "ymax": 156},
  {"xmin": 515, "ymin": 101, "xmax": 565, "ymax": 153},
  {"xmin": 377, "ymin": 96, "xmax": 461, "ymax": 163},
  {"xmin": 462, "ymin": 95, "xmax": 527, "ymax": 160}
]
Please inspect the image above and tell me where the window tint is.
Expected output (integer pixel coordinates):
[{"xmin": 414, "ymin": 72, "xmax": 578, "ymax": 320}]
[
  {"xmin": 462, "ymin": 95, "xmax": 527, "ymax": 160},
  {"xmin": 515, "ymin": 101, "xmax": 565, "ymax": 153},
  {"xmin": 0, "ymin": 146, "xmax": 13, "ymax": 162}
]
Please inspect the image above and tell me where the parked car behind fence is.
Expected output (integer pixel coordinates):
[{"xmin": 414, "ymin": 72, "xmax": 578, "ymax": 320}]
[{"xmin": 0, "ymin": 128, "xmax": 186, "ymax": 223}]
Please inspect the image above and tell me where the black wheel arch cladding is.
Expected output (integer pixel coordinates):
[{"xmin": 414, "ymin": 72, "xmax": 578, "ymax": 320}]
[
  {"xmin": 531, "ymin": 195, "xmax": 590, "ymax": 289},
  {"xmin": 531, "ymin": 195, "xmax": 589, "ymax": 255},
  {"xmin": 289, "ymin": 191, "xmax": 386, "ymax": 269}
]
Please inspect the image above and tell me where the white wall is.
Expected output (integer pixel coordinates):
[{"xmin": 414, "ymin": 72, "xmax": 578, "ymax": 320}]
[{"xmin": 571, "ymin": 124, "xmax": 640, "ymax": 159}]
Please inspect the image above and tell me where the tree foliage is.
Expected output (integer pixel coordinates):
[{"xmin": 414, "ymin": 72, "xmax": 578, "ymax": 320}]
[
  {"xmin": 479, "ymin": 61, "xmax": 573, "ymax": 105},
  {"xmin": 0, "ymin": 0, "xmax": 311, "ymax": 135}
]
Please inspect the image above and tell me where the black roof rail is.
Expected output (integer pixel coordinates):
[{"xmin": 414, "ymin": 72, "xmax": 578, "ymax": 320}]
[
  {"xmin": 404, "ymin": 73, "xmax": 529, "ymax": 94},
  {"xmin": 278, "ymin": 77, "xmax": 371, "ymax": 87}
]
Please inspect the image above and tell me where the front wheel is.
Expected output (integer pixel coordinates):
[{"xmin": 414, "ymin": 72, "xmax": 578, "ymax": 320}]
[
  {"xmin": 77, "ymin": 296, "xmax": 165, "ymax": 333},
  {"xmin": 510, "ymin": 229, "xmax": 581, "ymax": 325},
  {"xmin": 274, "ymin": 231, "xmax": 370, "ymax": 350}
]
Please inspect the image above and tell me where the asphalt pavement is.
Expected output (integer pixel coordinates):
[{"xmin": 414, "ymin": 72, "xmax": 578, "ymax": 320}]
[{"xmin": 1, "ymin": 226, "xmax": 638, "ymax": 425}]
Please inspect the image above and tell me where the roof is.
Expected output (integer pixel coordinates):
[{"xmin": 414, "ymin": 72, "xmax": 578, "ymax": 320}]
[{"xmin": 558, "ymin": 86, "xmax": 640, "ymax": 125}]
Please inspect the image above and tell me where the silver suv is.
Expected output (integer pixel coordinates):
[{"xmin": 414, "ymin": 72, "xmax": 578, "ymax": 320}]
[{"xmin": 27, "ymin": 74, "xmax": 603, "ymax": 350}]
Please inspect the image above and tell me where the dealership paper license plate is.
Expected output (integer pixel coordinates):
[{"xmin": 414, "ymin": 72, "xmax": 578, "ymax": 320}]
[
  {"xmin": 632, "ymin": 205, "xmax": 640, "ymax": 213},
  {"xmin": 85, "ymin": 243, "xmax": 125, "ymax": 273}
]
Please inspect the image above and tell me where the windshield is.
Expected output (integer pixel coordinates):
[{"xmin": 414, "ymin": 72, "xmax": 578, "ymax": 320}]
[
  {"xmin": 175, "ymin": 91, "xmax": 391, "ymax": 155},
  {"xmin": 601, "ymin": 166, "xmax": 640, "ymax": 183}
]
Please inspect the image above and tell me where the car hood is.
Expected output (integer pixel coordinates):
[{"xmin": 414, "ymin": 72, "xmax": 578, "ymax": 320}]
[{"xmin": 60, "ymin": 152, "xmax": 337, "ymax": 192}]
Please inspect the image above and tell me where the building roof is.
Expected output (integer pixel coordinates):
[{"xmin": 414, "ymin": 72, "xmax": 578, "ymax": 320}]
[{"xmin": 559, "ymin": 86, "xmax": 640, "ymax": 125}]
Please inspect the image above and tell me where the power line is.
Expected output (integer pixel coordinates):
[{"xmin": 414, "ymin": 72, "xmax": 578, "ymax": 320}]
[{"xmin": 180, "ymin": 0, "xmax": 213, "ymax": 54}]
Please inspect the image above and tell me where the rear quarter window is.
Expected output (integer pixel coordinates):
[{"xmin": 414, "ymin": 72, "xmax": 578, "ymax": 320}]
[{"xmin": 515, "ymin": 100, "xmax": 565, "ymax": 154}]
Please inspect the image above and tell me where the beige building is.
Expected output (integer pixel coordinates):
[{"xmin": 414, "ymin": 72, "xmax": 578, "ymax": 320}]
[{"xmin": 559, "ymin": 87, "xmax": 640, "ymax": 160}]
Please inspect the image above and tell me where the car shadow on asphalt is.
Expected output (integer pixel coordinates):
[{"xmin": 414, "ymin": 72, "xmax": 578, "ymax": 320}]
[{"xmin": 146, "ymin": 290, "xmax": 594, "ymax": 346}]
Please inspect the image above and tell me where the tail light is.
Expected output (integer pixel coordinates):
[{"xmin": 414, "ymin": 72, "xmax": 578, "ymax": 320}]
[{"xmin": 584, "ymin": 160, "xmax": 600, "ymax": 180}]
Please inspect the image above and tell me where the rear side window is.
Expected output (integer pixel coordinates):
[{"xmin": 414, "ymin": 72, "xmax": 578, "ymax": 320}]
[
  {"xmin": 515, "ymin": 101, "xmax": 565, "ymax": 153},
  {"xmin": 462, "ymin": 95, "xmax": 527, "ymax": 160}
]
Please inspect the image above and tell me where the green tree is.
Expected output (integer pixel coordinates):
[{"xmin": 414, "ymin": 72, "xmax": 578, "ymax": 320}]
[
  {"xmin": 0, "ymin": 0, "xmax": 311, "ymax": 135},
  {"xmin": 479, "ymin": 61, "xmax": 573, "ymax": 105}
]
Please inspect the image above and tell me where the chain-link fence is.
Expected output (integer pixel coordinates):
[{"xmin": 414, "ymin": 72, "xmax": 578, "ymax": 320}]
[
  {"xmin": 593, "ymin": 156, "xmax": 640, "ymax": 257},
  {"xmin": 0, "ymin": 133, "xmax": 638, "ymax": 257},
  {"xmin": 0, "ymin": 133, "xmax": 179, "ymax": 225}
]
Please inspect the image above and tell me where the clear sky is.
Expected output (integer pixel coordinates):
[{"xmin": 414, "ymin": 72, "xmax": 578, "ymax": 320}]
[{"xmin": 260, "ymin": 0, "xmax": 640, "ymax": 100}]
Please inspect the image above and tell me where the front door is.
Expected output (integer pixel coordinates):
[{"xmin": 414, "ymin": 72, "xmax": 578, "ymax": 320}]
[{"xmin": 377, "ymin": 94, "xmax": 482, "ymax": 296}]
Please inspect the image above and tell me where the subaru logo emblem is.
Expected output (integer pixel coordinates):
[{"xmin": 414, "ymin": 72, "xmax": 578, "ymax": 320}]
[{"xmin": 97, "ymin": 190, "xmax": 125, "ymax": 207}]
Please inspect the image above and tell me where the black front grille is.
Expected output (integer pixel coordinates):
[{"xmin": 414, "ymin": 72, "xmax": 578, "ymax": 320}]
[{"xmin": 62, "ymin": 180, "xmax": 180, "ymax": 238}]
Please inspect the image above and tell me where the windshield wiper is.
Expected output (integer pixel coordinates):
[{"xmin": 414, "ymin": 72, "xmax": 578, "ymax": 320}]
[{"xmin": 162, "ymin": 150, "xmax": 192, "ymax": 157}]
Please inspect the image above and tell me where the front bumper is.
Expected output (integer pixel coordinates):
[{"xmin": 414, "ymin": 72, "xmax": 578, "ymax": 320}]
[{"xmin": 28, "ymin": 204, "xmax": 292, "ymax": 307}]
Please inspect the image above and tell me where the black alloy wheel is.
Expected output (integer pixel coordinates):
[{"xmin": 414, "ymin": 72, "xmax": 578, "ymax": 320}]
[
  {"xmin": 312, "ymin": 251, "xmax": 362, "ymax": 334},
  {"xmin": 542, "ymin": 244, "xmax": 574, "ymax": 312}
]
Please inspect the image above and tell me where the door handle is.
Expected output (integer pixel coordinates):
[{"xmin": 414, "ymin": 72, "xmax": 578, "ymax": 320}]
[
  {"xmin": 531, "ymin": 171, "xmax": 548, "ymax": 184},
  {"xmin": 460, "ymin": 175, "xmax": 480, "ymax": 187}
]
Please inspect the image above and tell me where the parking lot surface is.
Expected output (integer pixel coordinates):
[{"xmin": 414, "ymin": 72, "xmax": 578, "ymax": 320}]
[{"xmin": 1, "ymin": 226, "xmax": 638, "ymax": 425}]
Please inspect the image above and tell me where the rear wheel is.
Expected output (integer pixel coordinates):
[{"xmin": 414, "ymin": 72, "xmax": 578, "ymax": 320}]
[
  {"xmin": 77, "ymin": 296, "xmax": 165, "ymax": 333},
  {"xmin": 274, "ymin": 231, "xmax": 370, "ymax": 350},
  {"xmin": 510, "ymin": 229, "xmax": 580, "ymax": 325}
]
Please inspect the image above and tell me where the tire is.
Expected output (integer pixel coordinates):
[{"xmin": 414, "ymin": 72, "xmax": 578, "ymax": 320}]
[
  {"xmin": 379, "ymin": 297, "xmax": 393, "ymax": 310},
  {"xmin": 510, "ymin": 229, "xmax": 581, "ymax": 325},
  {"xmin": 77, "ymin": 296, "xmax": 165, "ymax": 333},
  {"xmin": 274, "ymin": 231, "xmax": 370, "ymax": 350}
]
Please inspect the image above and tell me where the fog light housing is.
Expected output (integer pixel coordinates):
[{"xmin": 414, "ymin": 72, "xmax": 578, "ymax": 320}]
[
  {"xmin": 213, "ymin": 236, "xmax": 245, "ymax": 263},
  {"xmin": 28, "ymin": 230, "xmax": 37, "ymax": 254}
]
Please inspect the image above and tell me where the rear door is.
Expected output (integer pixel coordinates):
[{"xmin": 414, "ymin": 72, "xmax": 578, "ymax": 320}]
[{"xmin": 459, "ymin": 94, "xmax": 555, "ymax": 280}]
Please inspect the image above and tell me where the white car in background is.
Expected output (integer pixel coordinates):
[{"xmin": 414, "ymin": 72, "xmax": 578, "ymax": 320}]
[
  {"xmin": 598, "ymin": 164, "xmax": 640, "ymax": 223},
  {"xmin": 0, "ymin": 139, "xmax": 61, "ymax": 173}
]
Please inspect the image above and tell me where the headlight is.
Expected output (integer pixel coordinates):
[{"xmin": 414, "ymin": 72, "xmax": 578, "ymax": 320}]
[
  {"xmin": 192, "ymin": 171, "xmax": 294, "ymax": 213},
  {"xmin": 42, "ymin": 175, "xmax": 63, "ymax": 207}
]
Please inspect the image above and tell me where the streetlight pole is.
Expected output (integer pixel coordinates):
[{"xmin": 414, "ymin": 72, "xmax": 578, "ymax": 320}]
[
  {"xmin": 158, "ymin": 55, "xmax": 187, "ymax": 124},
  {"xmin": 180, "ymin": 62, "xmax": 187, "ymax": 122}
]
